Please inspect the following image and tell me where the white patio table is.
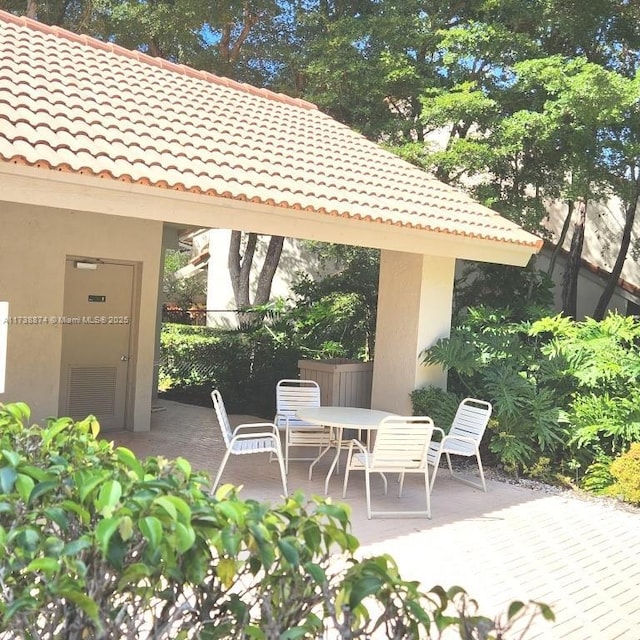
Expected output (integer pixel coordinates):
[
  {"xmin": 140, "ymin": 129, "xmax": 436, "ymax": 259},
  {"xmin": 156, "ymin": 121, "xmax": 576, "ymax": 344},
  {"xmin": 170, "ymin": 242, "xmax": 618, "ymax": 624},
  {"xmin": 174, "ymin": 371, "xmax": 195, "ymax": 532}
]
[{"xmin": 296, "ymin": 406, "xmax": 397, "ymax": 494}]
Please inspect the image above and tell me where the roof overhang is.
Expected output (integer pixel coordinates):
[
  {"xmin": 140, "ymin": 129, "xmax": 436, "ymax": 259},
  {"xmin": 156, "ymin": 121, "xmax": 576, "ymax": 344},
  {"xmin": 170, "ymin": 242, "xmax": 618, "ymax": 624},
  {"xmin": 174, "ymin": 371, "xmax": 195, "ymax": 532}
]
[{"xmin": 0, "ymin": 162, "xmax": 539, "ymax": 267}]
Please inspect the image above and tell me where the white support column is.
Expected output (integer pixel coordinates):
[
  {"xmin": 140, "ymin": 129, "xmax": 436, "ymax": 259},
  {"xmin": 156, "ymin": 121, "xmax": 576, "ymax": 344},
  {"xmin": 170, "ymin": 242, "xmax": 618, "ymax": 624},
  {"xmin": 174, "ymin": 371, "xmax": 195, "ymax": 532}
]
[{"xmin": 371, "ymin": 250, "xmax": 455, "ymax": 414}]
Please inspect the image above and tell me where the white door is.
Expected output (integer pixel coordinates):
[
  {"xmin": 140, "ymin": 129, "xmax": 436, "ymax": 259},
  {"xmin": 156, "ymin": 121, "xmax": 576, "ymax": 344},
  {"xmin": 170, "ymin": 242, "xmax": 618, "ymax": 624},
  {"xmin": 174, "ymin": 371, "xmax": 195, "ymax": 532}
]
[{"xmin": 59, "ymin": 259, "xmax": 134, "ymax": 431}]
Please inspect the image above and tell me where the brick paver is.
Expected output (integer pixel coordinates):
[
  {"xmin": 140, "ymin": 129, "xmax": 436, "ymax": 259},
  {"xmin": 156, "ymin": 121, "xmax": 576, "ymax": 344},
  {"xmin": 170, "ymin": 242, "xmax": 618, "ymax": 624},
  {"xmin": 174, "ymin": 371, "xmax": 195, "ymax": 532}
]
[{"xmin": 107, "ymin": 400, "xmax": 640, "ymax": 640}]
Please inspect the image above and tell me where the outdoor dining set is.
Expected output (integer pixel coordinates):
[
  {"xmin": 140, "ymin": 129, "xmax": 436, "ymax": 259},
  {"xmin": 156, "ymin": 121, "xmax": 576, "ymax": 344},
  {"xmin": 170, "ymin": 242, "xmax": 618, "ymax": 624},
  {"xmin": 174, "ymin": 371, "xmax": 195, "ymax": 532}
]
[{"xmin": 210, "ymin": 379, "xmax": 492, "ymax": 519}]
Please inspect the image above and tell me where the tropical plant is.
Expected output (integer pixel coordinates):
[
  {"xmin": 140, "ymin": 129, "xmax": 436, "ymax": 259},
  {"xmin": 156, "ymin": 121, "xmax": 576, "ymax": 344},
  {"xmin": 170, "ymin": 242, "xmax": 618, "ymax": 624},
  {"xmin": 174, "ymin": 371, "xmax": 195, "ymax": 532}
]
[
  {"xmin": 0, "ymin": 401, "xmax": 553, "ymax": 639},
  {"xmin": 421, "ymin": 307, "xmax": 569, "ymax": 475},
  {"xmin": 532, "ymin": 313, "xmax": 640, "ymax": 459},
  {"xmin": 422, "ymin": 309, "xmax": 640, "ymax": 485}
]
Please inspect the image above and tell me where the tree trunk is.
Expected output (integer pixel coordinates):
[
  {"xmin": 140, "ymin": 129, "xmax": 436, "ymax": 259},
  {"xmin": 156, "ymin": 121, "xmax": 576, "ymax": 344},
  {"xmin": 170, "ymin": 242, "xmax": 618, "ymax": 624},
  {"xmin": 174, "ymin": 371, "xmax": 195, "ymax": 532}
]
[
  {"xmin": 253, "ymin": 236, "xmax": 285, "ymax": 305},
  {"xmin": 561, "ymin": 199, "xmax": 587, "ymax": 318},
  {"xmin": 593, "ymin": 182, "xmax": 640, "ymax": 320},
  {"xmin": 227, "ymin": 231, "xmax": 284, "ymax": 325},
  {"xmin": 228, "ymin": 230, "xmax": 257, "ymax": 308},
  {"xmin": 26, "ymin": 0, "xmax": 37, "ymax": 19},
  {"xmin": 547, "ymin": 200, "xmax": 574, "ymax": 278}
]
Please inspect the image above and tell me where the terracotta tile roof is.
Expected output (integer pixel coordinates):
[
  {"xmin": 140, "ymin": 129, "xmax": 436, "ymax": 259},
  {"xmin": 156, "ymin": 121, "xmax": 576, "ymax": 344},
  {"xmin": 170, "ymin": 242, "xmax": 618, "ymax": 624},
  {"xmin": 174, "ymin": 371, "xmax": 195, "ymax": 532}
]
[{"xmin": 0, "ymin": 10, "xmax": 542, "ymax": 250}]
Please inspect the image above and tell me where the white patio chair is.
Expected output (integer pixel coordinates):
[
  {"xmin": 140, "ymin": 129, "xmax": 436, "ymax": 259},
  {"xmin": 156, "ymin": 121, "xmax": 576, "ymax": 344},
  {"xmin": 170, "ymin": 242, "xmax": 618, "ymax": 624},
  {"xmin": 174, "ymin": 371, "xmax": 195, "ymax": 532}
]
[
  {"xmin": 274, "ymin": 379, "xmax": 331, "ymax": 474},
  {"xmin": 211, "ymin": 389, "xmax": 288, "ymax": 495},
  {"xmin": 342, "ymin": 416, "xmax": 435, "ymax": 519},
  {"xmin": 428, "ymin": 397, "xmax": 492, "ymax": 492}
]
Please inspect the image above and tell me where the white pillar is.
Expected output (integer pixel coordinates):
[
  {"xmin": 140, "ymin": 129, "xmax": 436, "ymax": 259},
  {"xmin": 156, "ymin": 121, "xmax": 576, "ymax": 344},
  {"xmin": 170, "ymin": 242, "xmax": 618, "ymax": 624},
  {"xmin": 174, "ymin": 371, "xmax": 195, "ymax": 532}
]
[{"xmin": 371, "ymin": 250, "xmax": 455, "ymax": 414}]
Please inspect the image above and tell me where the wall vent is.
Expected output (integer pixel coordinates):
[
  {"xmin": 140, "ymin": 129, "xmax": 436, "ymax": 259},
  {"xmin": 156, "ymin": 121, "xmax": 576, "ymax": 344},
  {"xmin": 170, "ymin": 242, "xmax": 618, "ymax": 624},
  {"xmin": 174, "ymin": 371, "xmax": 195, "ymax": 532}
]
[{"xmin": 67, "ymin": 366, "xmax": 117, "ymax": 419}]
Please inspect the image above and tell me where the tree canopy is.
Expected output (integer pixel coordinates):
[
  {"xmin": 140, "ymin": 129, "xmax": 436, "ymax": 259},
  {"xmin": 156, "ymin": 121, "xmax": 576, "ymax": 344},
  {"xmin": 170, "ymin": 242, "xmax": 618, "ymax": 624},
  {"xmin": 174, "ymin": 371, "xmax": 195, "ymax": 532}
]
[{"xmin": 5, "ymin": 0, "xmax": 640, "ymax": 317}]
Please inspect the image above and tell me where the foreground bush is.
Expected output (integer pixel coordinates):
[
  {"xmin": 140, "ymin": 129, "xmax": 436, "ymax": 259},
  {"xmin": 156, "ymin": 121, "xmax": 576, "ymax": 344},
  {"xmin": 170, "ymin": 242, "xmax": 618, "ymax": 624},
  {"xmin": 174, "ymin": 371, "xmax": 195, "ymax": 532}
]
[{"xmin": 0, "ymin": 402, "xmax": 551, "ymax": 639}]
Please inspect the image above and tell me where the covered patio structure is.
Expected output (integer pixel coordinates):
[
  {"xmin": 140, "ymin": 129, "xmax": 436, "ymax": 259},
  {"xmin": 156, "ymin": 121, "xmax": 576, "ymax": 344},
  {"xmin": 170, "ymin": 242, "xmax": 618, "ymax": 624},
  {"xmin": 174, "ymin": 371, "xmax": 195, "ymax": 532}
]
[{"xmin": 0, "ymin": 10, "xmax": 541, "ymax": 431}]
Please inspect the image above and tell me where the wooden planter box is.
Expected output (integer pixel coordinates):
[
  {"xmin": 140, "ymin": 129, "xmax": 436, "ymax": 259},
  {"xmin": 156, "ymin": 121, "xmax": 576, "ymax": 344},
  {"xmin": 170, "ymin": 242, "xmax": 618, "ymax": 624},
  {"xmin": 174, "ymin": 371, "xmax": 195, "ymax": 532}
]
[{"xmin": 298, "ymin": 358, "xmax": 373, "ymax": 408}]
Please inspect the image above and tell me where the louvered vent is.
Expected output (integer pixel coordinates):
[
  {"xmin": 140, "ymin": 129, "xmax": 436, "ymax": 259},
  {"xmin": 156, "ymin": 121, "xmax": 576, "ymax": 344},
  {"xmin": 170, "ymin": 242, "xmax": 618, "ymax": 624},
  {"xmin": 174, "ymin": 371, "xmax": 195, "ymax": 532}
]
[{"xmin": 67, "ymin": 366, "xmax": 117, "ymax": 418}]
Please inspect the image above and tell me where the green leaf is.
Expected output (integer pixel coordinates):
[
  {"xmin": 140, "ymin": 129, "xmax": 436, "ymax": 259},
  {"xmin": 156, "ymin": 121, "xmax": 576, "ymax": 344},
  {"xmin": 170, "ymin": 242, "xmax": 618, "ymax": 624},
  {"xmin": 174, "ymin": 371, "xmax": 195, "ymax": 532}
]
[
  {"xmin": 221, "ymin": 527, "xmax": 241, "ymax": 556},
  {"xmin": 174, "ymin": 521, "xmax": 196, "ymax": 553},
  {"xmin": 44, "ymin": 536, "xmax": 65, "ymax": 557},
  {"xmin": 44, "ymin": 507, "xmax": 70, "ymax": 531},
  {"xmin": 216, "ymin": 557, "xmax": 236, "ymax": 588},
  {"xmin": 139, "ymin": 516, "xmax": 163, "ymax": 549},
  {"xmin": 0, "ymin": 466, "xmax": 17, "ymax": 493},
  {"xmin": 118, "ymin": 515, "xmax": 134, "ymax": 541},
  {"xmin": 61, "ymin": 500, "xmax": 91, "ymax": 525},
  {"xmin": 216, "ymin": 500, "xmax": 244, "ymax": 525},
  {"xmin": 14, "ymin": 528, "xmax": 40, "ymax": 552},
  {"xmin": 63, "ymin": 538, "xmax": 91, "ymax": 556},
  {"xmin": 304, "ymin": 562, "xmax": 326, "ymax": 584},
  {"xmin": 3, "ymin": 402, "xmax": 30, "ymax": 422},
  {"xmin": 153, "ymin": 495, "xmax": 178, "ymax": 521},
  {"xmin": 28, "ymin": 480, "xmax": 58, "ymax": 505},
  {"xmin": 41, "ymin": 418, "xmax": 72, "ymax": 449},
  {"xmin": 1, "ymin": 449, "xmax": 20, "ymax": 467},
  {"xmin": 157, "ymin": 495, "xmax": 192, "ymax": 522},
  {"xmin": 277, "ymin": 538, "xmax": 300, "ymax": 567},
  {"xmin": 348, "ymin": 575, "xmax": 384, "ymax": 609},
  {"xmin": 116, "ymin": 447, "xmax": 145, "ymax": 480},
  {"xmin": 58, "ymin": 587, "xmax": 99, "ymax": 621},
  {"xmin": 281, "ymin": 628, "xmax": 308, "ymax": 640},
  {"xmin": 15, "ymin": 473, "xmax": 35, "ymax": 502},
  {"xmin": 3, "ymin": 596, "xmax": 38, "ymax": 621},
  {"xmin": 75, "ymin": 470, "xmax": 109, "ymax": 504},
  {"xmin": 507, "ymin": 600, "xmax": 525, "ymax": 619},
  {"xmin": 26, "ymin": 557, "xmax": 60, "ymax": 574},
  {"xmin": 175, "ymin": 457, "xmax": 192, "ymax": 479},
  {"xmin": 96, "ymin": 517, "xmax": 121, "ymax": 555},
  {"xmin": 18, "ymin": 464, "xmax": 52, "ymax": 483},
  {"xmin": 96, "ymin": 480, "xmax": 122, "ymax": 517}
]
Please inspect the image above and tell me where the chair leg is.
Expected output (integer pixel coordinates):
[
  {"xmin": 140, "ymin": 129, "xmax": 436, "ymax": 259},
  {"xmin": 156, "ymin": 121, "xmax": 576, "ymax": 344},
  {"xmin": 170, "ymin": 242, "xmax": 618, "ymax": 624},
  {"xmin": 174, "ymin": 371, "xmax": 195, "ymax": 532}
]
[
  {"xmin": 429, "ymin": 451, "xmax": 443, "ymax": 490},
  {"xmin": 424, "ymin": 470, "xmax": 431, "ymax": 519},
  {"xmin": 342, "ymin": 457, "xmax": 351, "ymax": 498},
  {"xmin": 365, "ymin": 468, "xmax": 372, "ymax": 520},
  {"xmin": 212, "ymin": 449, "xmax": 232, "ymax": 494},
  {"xmin": 445, "ymin": 452, "xmax": 454, "ymax": 477},
  {"xmin": 476, "ymin": 453, "xmax": 487, "ymax": 492},
  {"xmin": 276, "ymin": 451, "xmax": 288, "ymax": 495},
  {"xmin": 285, "ymin": 436, "xmax": 290, "ymax": 474}
]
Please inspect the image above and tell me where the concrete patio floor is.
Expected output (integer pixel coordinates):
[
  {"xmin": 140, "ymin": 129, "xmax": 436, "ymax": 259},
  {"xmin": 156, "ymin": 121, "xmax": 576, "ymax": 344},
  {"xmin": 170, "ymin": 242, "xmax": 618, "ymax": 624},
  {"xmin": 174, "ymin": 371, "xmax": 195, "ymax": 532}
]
[{"xmin": 106, "ymin": 399, "xmax": 640, "ymax": 639}]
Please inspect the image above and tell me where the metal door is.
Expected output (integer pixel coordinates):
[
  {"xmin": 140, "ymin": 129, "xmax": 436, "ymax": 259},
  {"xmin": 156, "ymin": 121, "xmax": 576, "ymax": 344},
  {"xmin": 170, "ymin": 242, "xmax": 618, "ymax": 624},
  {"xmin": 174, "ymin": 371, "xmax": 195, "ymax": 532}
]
[{"xmin": 59, "ymin": 259, "xmax": 134, "ymax": 431}]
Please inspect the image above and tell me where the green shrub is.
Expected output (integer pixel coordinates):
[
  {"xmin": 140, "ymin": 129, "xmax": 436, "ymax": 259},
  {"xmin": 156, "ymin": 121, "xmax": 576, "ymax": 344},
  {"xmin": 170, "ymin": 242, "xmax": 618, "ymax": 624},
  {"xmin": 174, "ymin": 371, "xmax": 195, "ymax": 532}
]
[
  {"xmin": 159, "ymin": 323, "xmax": 300, "ymax": 415},
  {"xmin": 607, "ymin": 443, "xmax": 640, "ymax": 505},
  {"xmin": 0, "ymin": 402, "xmax": 552, "ymax": 639},
  {"xmin": 410, "ymin": 386, "xmax": 460, "ymax": 430}
]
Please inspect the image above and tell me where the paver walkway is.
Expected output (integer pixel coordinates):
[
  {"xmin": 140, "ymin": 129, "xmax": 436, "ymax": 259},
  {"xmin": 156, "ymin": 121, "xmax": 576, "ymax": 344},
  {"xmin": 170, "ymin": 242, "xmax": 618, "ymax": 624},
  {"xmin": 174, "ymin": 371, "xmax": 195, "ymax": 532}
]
[{"xmin": 107, "ymin": 400, "xmax": 640, "ymax": 639}]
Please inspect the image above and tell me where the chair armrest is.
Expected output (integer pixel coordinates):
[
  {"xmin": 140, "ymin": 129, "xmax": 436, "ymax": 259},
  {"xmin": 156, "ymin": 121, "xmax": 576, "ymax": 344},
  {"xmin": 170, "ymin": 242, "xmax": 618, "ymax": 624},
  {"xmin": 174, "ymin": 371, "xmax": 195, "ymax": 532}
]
[
  {"xmin": 431, "ymin": 426, "xmax": 446, "ymax": 441},
  {"xmin": 348, "ymin": 438, "xmax": 368, "ymax": 455},
  {"xmin": 229, "ymin": 430, "xmax": 281, "ymax": 447},
  {"xmin": 233, "ymin": 422, "xmax": 279, "ymax": 437}
]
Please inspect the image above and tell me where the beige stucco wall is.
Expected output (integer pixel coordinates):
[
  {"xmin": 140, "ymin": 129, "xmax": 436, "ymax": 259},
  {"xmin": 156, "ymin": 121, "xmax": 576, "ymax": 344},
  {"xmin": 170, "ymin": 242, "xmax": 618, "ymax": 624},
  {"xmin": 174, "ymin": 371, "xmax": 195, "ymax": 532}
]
[
  {"xmin": 371, "ymin": 250, "xmax": 455, "ymax": 414},
  {"xmin": 0, "ymin": 203, "xmax": 163, "ymax": 430}
]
